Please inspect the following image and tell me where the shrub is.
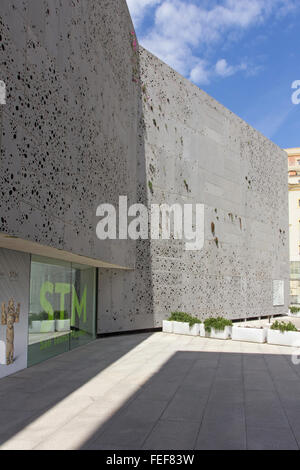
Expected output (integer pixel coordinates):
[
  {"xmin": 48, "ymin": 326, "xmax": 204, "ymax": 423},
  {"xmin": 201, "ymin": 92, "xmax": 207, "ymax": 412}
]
[
  {"xmin": 38, "ymin": 312, "xmax": 50, "ymax": 321},
  {"xmin": 204, "ymin": 317, "xmax": 233, "ymax": 333},
  {"xmin": 271, "ymin": 321, "xmax": 298, "ymax": 333},
  {"xmin": 29, "ymin": 312, "xmax": 52, "ymax": 325},
  {"xmin": 29, "ymin": 313, "xmax": 39, "ymax": 326},
  {"xmin": 168, "ymin": 311, "xmax": 202, "ymax": 327},
  {"xmin": 290, "ymin": 306, "xmax": 300, "ymax": 313},
  {"xmin": 54, "ymin": 310, "xmax": 69, "ymax": 320}
]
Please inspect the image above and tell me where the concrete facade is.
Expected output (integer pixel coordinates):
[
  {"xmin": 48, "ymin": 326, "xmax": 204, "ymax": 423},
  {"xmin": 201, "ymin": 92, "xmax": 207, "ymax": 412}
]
[
  {"xmin": 0, "ymin": 1, "xmax": 151, "ymax": 334},
  {"xmin": 0, "ymin": 0, "xmax": 289, "ymax": 338},
  {"xmin": 138, "ymin": 48, "xmax": 289, "ymax": 324},
  {"xmin": 0, "ymin": 0, "xmax": 139, "ymax": 269}
]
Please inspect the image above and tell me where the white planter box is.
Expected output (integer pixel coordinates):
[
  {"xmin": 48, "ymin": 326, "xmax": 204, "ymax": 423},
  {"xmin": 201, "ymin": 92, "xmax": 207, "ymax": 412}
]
[
  {"xmin": 41, "ymin": 320, "xmax": 55, "ymax": 333},
  {"xmin": 188, "ymin": 324, "xmax": 201, "ymax": 336},
  {"xmin": 0, "ymin": 340, "xmax": 6, "ymax": 365},
  {"xmin": 31, "ymin": 321, "xmax": 42, "ymax": 333},
  {"xmin": 173, "ymin": 321, "xmax": 190, "ymax": 335},
  {"xmin": 209, "ymin": 326, "xmax": 232, "ymax": 340},
  {"xmin": 55, "ymin": 319, "xmax": 71, "ymax": 332},
  {"xmin": 31, "ymin": 320, "xmax": 55, "ymax": 334},
  {"xmin": 267, "ymin": 329, "xmax": 300, "ymax": 347},
  {"xmin": 162, "ymin": 320, "xmax": 173, "ymax": 333},
  {"xmin": 232, "ymin": 326, "xmax": 267, "ymax": 343},
  {"xmin": 200, "ymin": 324, "xmax": 206, "ymax": 337}
]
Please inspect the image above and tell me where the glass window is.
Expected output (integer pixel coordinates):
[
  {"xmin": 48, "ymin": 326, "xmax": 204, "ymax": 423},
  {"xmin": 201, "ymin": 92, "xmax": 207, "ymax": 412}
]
[
  {"xmin": 70, "ymin": 263, "xmax": 96, "ymax": 350},
  {"xmin": 290, "ymin": 279, "xmax": 300, "ymax": 305},
  {"xmin": 28, "ymin": 255, "xmax": 96, "ymax": 367}
]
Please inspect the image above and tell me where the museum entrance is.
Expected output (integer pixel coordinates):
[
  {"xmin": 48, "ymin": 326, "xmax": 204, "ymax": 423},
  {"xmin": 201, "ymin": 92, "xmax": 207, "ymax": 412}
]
[{"xmin": 28, "ymin": 255, "xmax": 96, "ymax": 367}]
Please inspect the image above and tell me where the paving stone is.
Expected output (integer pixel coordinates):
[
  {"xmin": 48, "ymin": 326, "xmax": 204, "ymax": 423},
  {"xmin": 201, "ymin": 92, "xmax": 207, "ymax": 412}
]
[
  {"xmin": 245, "ymin": 390, "xmax": 290, "ymax": 429},
  {"xmin": 143, "ymin": 420, "xmax": 200, "ymax": 450},
  {"xmin": 244, "ymin": 370, "xmax": 275, "ymax": 391},
  {"xmin": 161, "ymin": 388, "xmax": 208, "ymax": 422},
  {"xmin": 1, "ymin": 333, "xmax": 300, "ymax": 450},
  {"xmin": 196, "ymin": 419, "xmax": 246, "ymax": 450},
  {"xmin": 247, "ymin": 426, "xmax": 298, "ymax": 450}
]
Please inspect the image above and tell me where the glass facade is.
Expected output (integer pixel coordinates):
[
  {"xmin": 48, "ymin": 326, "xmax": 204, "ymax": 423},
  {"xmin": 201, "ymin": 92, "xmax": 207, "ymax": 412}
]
[{"xmin": 28, "ymin": 255, "xmax": 96, "ymax": 367}]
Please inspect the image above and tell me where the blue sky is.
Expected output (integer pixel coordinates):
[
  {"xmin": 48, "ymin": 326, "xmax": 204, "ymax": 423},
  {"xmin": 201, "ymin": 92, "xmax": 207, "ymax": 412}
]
[{"xmin": 126, "ymin": 0, "xmax": 300, "ymax": 149}]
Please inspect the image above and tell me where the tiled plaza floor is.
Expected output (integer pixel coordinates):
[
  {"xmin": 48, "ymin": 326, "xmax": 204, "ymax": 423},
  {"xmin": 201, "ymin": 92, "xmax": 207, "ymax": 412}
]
[{"xmin": 0, "ymin": 330, "xmax": 300, "ymax": 450}]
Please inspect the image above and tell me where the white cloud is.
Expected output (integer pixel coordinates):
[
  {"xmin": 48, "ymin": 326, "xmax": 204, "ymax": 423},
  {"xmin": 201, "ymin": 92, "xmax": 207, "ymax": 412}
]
[
  {"xmin": 142, "ymin": 32, "xmax": 193, "ymax": 76},
  {"xmin": 215, "ymin": 59, "xmax": 247, "ymax": 78},
  {"xmin": 127, "ymin": 0, "xmax": 299, "ymax": 85},
  {"xmin": 190, "ymin": 61, "xmax": 211, "ymax": 85},
  {"xmin": 126, "ymin": 0, "xmax": 162, "ymax": 25},
  {"xmin": 189, "ymin": 58, "xmax": 247, "ymax": 85}
]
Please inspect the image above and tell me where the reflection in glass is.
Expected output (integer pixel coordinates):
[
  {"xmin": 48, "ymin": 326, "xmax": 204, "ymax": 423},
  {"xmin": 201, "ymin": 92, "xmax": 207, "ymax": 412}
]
[
  {"xmin": 70, "ymin": 263, "xmax": 96, "ymax": 350},
  {"xmin": 28, "ymin": 256, "xmax": 96, "ymax": 367}
]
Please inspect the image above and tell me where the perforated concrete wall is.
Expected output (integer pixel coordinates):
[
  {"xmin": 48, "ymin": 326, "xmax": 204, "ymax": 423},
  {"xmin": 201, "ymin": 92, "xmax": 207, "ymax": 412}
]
[
  {"xmin": 0, "ymin": 0, "xmax": 138, "ymax": 269},
  {"xmin": 138, "ymin": 47, "xmax": 289, "ymax": 324}
]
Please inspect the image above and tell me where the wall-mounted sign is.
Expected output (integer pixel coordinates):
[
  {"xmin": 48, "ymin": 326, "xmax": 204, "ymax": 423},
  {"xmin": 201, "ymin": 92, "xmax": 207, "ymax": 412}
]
[
  {"xmin": 40, "ymin": 282, "xmax": 87, "ymax": 324},
  {"xmin": 273, "ymin": 280, "xmax": 284, "ymax": 306}
]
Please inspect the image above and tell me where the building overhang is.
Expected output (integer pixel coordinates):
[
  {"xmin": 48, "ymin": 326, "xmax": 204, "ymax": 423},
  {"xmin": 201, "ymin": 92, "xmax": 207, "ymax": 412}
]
[{"xmin": 0, "ymin": 233, "xmax": 133, "ymax": 271}]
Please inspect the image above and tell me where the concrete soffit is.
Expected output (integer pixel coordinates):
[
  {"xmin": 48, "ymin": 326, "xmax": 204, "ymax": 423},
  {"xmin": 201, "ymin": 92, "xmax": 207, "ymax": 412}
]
[{"xmin": 0, "ymin": 233, "xmax": 133, "ymax": 271}]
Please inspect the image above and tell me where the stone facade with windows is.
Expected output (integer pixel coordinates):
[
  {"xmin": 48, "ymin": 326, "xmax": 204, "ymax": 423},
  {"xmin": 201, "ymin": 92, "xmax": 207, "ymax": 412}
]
[{"xmin": 287, "ymin": 148, "xmax": 300, "ymax": 304}]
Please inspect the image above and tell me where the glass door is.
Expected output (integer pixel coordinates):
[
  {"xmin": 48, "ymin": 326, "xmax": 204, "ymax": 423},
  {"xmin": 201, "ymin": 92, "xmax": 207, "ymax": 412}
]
[
  {"xmin": 70, "ymin": 263, "xmax": 96, "ymax": 350},
  {"xmin": 28, "ymin": 256, "xmax": 72, "ymax": 367},
  {"xmin": 28, "ymin": 256, "xmax": 97, "ymax": 367}
]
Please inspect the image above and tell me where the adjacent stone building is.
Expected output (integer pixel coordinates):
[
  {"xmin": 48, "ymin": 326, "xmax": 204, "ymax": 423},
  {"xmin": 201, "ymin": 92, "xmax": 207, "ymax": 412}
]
[{"xmin": 287, "ymin": 147, "xmax": 300, "ymax": 304}]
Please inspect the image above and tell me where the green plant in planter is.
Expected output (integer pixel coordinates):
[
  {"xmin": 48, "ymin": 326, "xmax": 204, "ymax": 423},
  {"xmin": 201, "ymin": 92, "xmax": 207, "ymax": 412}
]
[
  {"xmin": 204, "ymin": 317, "xmax": 233, "ymax": 333},
  {"xmin": 29, "ymin": 311, "xmax": 52, "ymax": 326},
  {"xmin": 188, "ymin": 316, "xmax": 202, "ymax": 327},
  {"xmin": 271, "ymin": 321, "xmax": 297, "ymax": 333},
  {"xmin": 29, "ymin": 313, "xmax": 39, "ymax": 326},
  {"xmin": 39, "ymin": 311, "xmax": 51, "ymax": 321},
  {"xmin": 290, "ymin": 306, "xmax": 300, "ymax": 313},
  {"xmin": 168, "ymin": 311, "xmax": 202, "ymax": 327},
  {"xmin": 54, "ymin": 310, "xmax": 69, "ymax": 320}
]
